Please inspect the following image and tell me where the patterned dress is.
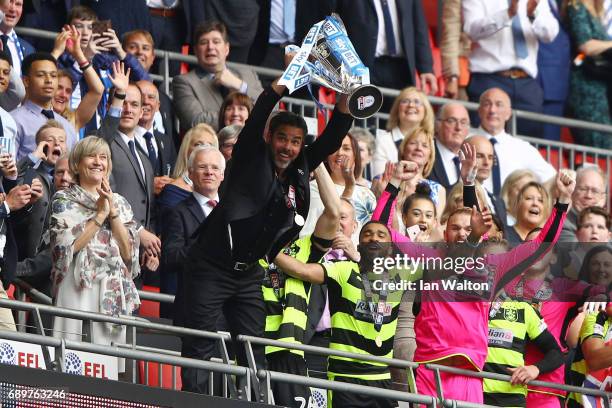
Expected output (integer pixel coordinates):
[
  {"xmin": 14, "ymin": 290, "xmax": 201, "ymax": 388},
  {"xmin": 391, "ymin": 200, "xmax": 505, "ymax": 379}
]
[
  {"xmin": 567, "ymin": 3, "xmax": 612, "ymax": 148},
  {"xmin": 50, "ymin": 184, "xmax": 140, "ymax": 359}
]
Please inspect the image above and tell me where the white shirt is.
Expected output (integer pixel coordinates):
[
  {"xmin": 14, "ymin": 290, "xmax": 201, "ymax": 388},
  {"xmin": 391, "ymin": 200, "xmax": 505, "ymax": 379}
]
[
  {"xmin": 269, "ymin": 0, "xmax": 295, "ymax": 44},
  {"xmin": 373, "ymin": 0, "xmax": 404, "ymax": 57},
  {"xmin": 474, "ymin": 126, "xmax": 556, "ymax": 193},
  {"xmin": 119, "ymin": 131, "xmax": 146, "ymax": 179},
  {"xmin": 371, "ymin": 127, "xmax": 404, "ymax": 177},
  {"xmin": 462, "ymin": 0, "xmax": 559, "ymax": 77},
  {"xmin": 435, "ymin": 140, "xmax": 460, "ymax": 186},
  {"xmin": 604, "ymin": 0, "xmax": 612, "ymax": 38},
  {"xmin": 135, "ymin": 125, "xmax": 159, "ymax": 160},
  {"xmin": 193, "ymin": 191, "xmax": 220, "ymax": 218},
  {"xmin": 0, "ymin": 106, "xmax": 18, "ymax": 158},
  {"xmin": 146, "ymin": 0, "xmax": 180, "ymax": 8}
]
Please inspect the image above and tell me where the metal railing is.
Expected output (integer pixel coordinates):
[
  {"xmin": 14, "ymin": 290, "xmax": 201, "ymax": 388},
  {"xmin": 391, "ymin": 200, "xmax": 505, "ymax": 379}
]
[{"xmin": 14, "ymin": 26, "xmax": 612, "ymax": 140}]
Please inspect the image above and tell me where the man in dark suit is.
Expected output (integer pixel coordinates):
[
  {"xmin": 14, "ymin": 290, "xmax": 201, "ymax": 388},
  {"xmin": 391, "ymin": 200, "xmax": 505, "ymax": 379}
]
[
  {"xmin": 0, "ymin": 0, "xmax": 35, "ymax": 77},
  {"xmin": 98, "ymin": 82, "xmax": 160, "ymax": 279},
  {"xmin": 537, "ymin": 0, "xmax": 570, "ymax": 141},
  {"xmin": 161, "ymin": 145, "xmax": 224, "ymax": 320},
  {"xmin": 122, "ymin": 30, "xmax": 179, "ymax": 150},
  {"xmin": 135, "ymin": 80, "xmax": 177, "ymax": 198},
  {"xmin": 79, "ymin": 0, "xmax": 152, "ymax": 39},
  {"xmin": 249, "ymin": 0, "xmax": 332, "ymax": 70},
  {"xmin": 172, "ymin": 21, "xmax": 263, "ymax": 132},
  {"xmin": 429, "ymin": 102, "xmax": 470, "ymax": 191},
  {"xmin": 13, "ymin": 120, "xmax": 66, "ymax": 262},
  {"xmin": 331, "ymin": 0, "xmax": 437, "ymax": 92},
  {"xmin": 22, "ymin": 0, "xmax": 71, "ymax": 51},
  {"xmin": 466, "ymin": 135, "xmax": 507, "ymax": 224},
  {"xmin": 181, "ymin": 72, "xmax": 353, "ymax": 393}
]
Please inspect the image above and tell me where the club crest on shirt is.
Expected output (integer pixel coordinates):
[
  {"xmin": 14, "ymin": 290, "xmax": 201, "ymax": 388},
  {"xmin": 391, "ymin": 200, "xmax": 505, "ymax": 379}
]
[{"xmin": 503, "ymin": 307, "xmax": 518, "ymax": 322}]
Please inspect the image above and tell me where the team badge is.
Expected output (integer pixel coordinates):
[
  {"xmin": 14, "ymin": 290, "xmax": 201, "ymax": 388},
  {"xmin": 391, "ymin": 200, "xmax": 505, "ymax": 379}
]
[{"xmin": 504, "ymin": 308, "xmax": 518, "ymax": 322}]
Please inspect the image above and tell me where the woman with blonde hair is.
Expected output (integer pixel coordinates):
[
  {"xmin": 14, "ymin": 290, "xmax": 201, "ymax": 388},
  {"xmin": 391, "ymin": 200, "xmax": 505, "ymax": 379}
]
[
  {"xmin": 51, "ymin": 137, "xmax": 139, "ymax": 361},
  {"xmin": 371, "ymin": 87, "xmax": 435, "ymax": 177},
  {"xmin": 501, "ymin": 169, "xmax": 537, "ymax": 226},
  {"xmin": 505, "ymin": 181, "xmax": 553, "ymax": 243},
  {"xmin": 157, "ymin": 123, "xmax": 218, "ymax": 214}
]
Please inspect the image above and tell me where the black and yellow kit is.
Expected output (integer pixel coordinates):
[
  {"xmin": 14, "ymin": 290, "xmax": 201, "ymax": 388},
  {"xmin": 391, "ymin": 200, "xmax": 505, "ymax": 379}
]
[
  {"xmin": 484, "ymin": 300, "xmax": 561, "ymax": 407},
  {"xmin": 567, "ymin": 311, "xmax": 612, "ymax": 407},
  {"xmin": 261, "ymin": 234, "xmax": 326, "ymax": 407},
  {"xmin": 322, "ymin": 260, "xmax": 419, "ymax": 408}
]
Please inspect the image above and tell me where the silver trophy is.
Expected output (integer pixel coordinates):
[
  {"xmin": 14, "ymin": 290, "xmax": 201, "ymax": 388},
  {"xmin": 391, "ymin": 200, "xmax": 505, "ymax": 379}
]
[{"xmin": 279, "ymin": 14, "xmax": 383, "ymax": 119}]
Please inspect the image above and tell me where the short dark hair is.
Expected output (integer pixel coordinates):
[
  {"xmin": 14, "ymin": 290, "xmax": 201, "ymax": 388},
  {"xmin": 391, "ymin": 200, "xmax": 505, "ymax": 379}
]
[
  {"xmin": 122, "ymin": 29, "xmax": 155, "ymax": 49},
  {"xmin": 0, "ymin": 51, "xmax": 11, "ymax": 67},
  {"xmin": 22, "ymin": 52, "xmax": 57, "ymax": 77},
  {"xmin": 268, "ymin": 111, "xmax": 308, "ymax": 141},
  {"xmin": 67, "ymin": 5, "xmax": 98, "ymax": 23},
  {"xmin": 578, "ymin": 206, "xmax": 611, "ymax": 230},
  {"xmin": 193, "ymin": 20, "xmax": 228, "ymax": 45}
]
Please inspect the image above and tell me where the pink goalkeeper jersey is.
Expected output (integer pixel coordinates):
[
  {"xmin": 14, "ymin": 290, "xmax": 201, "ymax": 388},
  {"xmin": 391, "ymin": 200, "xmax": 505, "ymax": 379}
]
[{"xmin": 372, "ymin": 189, "xmax": 568, "ymax": 370}]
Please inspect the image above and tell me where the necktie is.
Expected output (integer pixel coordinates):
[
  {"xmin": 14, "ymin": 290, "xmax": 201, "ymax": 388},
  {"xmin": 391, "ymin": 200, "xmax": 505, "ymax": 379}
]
[
  {"xmin": 0, "ymin": 35, "xmax": 11, "ymax": 66},
  {"xmin": 490, "ymin": 137, "xmax": 501, "ymax": 195},
  {"xmin": 510, "ymin": 1, "xmax": 528, "ymax": 59},
  {"xmin": 143, "ymin": 132, "xmax": 159, "ymax": 175},
  {"xmin": 127, "ymin": 140, "xmax": 138, "ymax": 162},
  {"xmin": 208, "ymin": 199, "xmax": 218, "ymax": 208},
  {"xmin": 283, "ymin": 0, "xmax": 295, "ymax": 40},
  {"xmin": 41, "ymin": 109, "xmax": 55, "ymax": 120},
  {"xmin": 380, "ymin": 0, "xmax": 397, "ymax": 56},
  {"xmin": 452, "ymin": 156, "xmax": 461, "ymax": 182}
]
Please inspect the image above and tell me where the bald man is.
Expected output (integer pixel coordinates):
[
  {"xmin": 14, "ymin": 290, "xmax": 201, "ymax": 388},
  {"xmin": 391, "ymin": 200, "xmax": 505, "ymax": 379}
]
[
  {"xmin": 430, "ymin": 102, "xmax": 471, "ymax": 190},
  {"xmin": 475, "ymin": 88, "xmax": 555, "ymax": 196},
  {"xmin": 466, "ymin": 135, "xmax": 507, "ymax": 223}
]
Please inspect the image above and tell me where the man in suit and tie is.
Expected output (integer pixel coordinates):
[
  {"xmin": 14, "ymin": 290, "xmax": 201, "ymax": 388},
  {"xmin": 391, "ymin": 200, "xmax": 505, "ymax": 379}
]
[
  {"xmin": 0, "ymin": 0, "xmax": 35, "ymax": 77},
  {"xmin": 161, "ymin": 145, "xmax": 224, "ymax": 320},
  {"xmin": 465, "ymin": 135, "xmax": 507, "ymax": 224},
  {"xmin": 172, "ymin": 21, "xmax": 263, "ymax": 132},
  {"xmin": 135, "ymin": 80, "xmax": 177, "ymax": 197},
  {"xmin": 429, "ymin": 102, "xmax": 470, "ymax": 191},
  {"xmin": 331, "ymin": 0, "xmax": 438, "ymax": 93},
  {"xmin": 13, "ymin": 120, "xmax": 66, "ymax": 262},
  {"xmin": 98, "ymin": 82, "xmax": 159, "ymax": 279}
]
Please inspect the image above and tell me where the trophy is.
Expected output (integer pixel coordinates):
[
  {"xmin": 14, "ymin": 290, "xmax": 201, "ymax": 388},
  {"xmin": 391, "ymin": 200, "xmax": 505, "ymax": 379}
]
[{"xmin": 279, "ymin": 14, "xmax": 383, "ymax": 119}]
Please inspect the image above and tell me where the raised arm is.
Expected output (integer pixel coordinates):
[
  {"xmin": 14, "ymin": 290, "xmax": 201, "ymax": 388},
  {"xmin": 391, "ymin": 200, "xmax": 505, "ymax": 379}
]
[
  {"xmin": 493, "ymin": 171, "xmax": 575, "ymax": 292},
  {"xmin": 65, "ymin": 26, "xmax": 105, "ymax": 131},
  {"xmin": 460, "ymin": 142, "xmax": 480, "ymax": 210},
  {"xmin": 274, "ymin": 252, "xmax": 325, "ymax": 284},
  {"xmin": 312, "ymin": 164, "xmax": 341, "ymax": 242}
]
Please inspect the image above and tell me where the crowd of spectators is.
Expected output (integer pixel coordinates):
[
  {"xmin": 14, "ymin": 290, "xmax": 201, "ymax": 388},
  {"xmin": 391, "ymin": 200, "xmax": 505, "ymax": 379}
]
[{"xmin": 0, "ymin": 0, "xmax": 608, "ymax": 407}]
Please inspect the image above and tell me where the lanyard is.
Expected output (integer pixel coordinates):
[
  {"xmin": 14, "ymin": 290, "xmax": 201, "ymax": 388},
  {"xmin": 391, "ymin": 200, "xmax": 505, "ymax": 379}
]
[{"xmin": 361, "ymin": 270, "xmax": 389, "ymax": 332}]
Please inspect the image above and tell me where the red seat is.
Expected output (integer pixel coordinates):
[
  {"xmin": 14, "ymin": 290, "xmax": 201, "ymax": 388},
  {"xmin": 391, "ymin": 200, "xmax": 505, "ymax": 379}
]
[
  {"xmin": 139, "ymin": 285, "xmax": 160, "ymax": 318},
  {"xmin": 138, "ymin": 360, "xmax": 182, "ymax": 390}
]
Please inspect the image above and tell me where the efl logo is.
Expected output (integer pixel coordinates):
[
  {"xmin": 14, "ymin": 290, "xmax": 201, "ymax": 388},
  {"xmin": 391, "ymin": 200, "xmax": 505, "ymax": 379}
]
[{"xmin": 357, "ymin": 96, "xmax": 375, "ymax": 111}]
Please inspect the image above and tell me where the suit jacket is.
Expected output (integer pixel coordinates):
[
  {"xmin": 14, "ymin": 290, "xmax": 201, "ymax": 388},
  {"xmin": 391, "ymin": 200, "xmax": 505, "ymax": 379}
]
[
  {"xmin": 204, "ymin": 0, "xmax": 259, "ymax": 49},
  {"xmin": 537, "ymin": 1, "xmax": 570, "ymax": 103},
  {"xmin": 12, "ymin": 157, "xmax": 53, "ymax": 261},
  {"xmin": 487, "ymin": 191, "xmax": 508, "ymax": 229},
  {"xmin": 80, "ymin": 0, "xmax": 152, "ymax": 38},
  {"xmin": 152, "ymin": 130, "xmax": 177, "ymax": 177},
  {"xmin": 158, "ymin": 89, "xmax": 179, "ymax": 151},
  {"xmin": 428, "ymin": 146, "xmax": 453, "ymax": 191},
  {"xmin": 161, "ymin": 194, "xmax": 205, "ymax": 320},
  {"xmin": 172, "ymin": 67, "xmax": 264, "ymax": 132},
  {"xmin": 191, "ymin": 86, "xmax": 354, "ymax": 266},
  {"xmin": 249, "ymin": 0, "xmax": 333, "ymax": 65},
  {"xmin": 98, "ymin": 116, "xmax": 156, "ymax": 230},
  {"xmin": 182, "ymin": 0, "xmax": 206, "ymax": 44},
  {"xmin": 331, "ymin": 0, "xmax": 434, "ymax": 83}
]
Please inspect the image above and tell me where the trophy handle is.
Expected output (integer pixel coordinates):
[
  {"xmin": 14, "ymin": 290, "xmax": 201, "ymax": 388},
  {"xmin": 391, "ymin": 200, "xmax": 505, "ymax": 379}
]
[{"xmin": 347, "ymin": 85, "xmax": 384, "ymax": 119}]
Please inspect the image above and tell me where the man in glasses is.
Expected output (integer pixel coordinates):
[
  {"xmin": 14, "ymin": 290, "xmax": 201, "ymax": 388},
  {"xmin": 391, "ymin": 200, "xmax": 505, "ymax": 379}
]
[
  {"xmin": 560, "ymin": 165, "xmax": 607, "ymax": 243},
  {"xmin": 429, "ymin": 102, "xmax": 471, "ymax": 191}
]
